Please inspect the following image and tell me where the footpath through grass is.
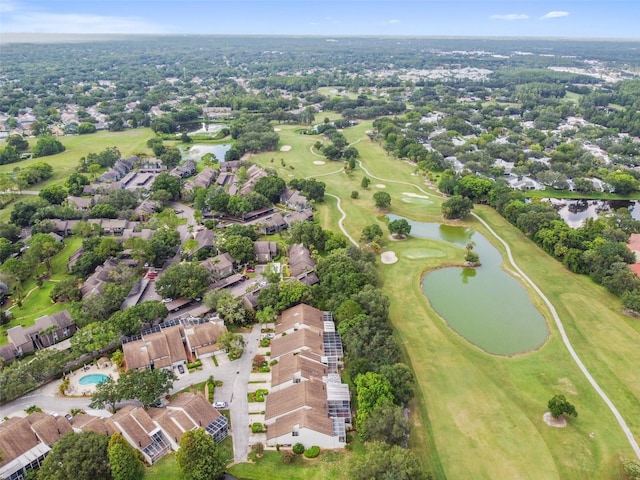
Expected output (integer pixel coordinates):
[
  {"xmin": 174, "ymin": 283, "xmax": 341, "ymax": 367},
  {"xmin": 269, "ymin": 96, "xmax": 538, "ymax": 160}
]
[{"xmin": 251, "ymin": 120, "xmax": 640, "ymax": 479}]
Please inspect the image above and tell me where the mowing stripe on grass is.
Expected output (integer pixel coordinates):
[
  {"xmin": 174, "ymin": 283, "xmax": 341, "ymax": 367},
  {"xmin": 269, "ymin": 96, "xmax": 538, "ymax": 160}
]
[{"xmin": 473, "ymin": 211, "xmax": 640, "ymax": 461}]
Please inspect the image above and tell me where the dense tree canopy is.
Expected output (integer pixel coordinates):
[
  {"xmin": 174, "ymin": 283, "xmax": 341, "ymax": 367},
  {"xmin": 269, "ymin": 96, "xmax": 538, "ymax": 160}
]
[
  {"xmin": 37, "ymin": 431, "xmax": 111, "ymax": 480},
  {"xmin": 177, "ymin": 428, "xmax": 226, "ymax": 480},
  {"xmin": 156, "ymin": 262, "xmax": 209, "ymax": 299}
]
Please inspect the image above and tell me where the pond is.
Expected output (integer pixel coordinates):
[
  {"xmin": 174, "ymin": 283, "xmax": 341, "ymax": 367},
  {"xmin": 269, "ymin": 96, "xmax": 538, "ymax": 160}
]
[
  {"xmin": 549, "ymin": 199, "xmax": 640, "ymax": 228},
  {"xmin": 388, "ymin": 215, "xmax": 549, "ymax": 355},
  {"xmin": 186, "ymin": 123, "xmax": 228, "ymax": 135},
  {"xmin": 184, "ymin": 144, "xmax": 231, "ymax": 162}
]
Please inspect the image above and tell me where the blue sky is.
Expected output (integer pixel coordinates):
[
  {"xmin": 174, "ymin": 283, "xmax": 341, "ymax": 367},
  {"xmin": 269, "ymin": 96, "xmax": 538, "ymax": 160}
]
[{"xmin": 1, "ymin": 0, "xmax": 638, "ymax": 38}]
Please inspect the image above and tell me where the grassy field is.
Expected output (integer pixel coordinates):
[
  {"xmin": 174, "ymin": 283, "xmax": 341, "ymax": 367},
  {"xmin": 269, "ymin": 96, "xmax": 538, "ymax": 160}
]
[
  {"xmin": 250, "ymin": 120, "xmax": 640, "ymax": 479},
  {"xmin": 317, "ymin": 86, "xmax": 359, "ymax": 99},
  {"xmin": 525, "ymin": 189, "xmax": 640, "ymax": 201},
  {"xmin": 1, "ymin": 236, "xmax": 83, "ymax": 345},
  {"xmin": 0, "ymin": 128, "xmax": 154, "ymax": 187},
  {"xmin": 0, "ymin": 128, "xmax": 155, "ymax": 221}
]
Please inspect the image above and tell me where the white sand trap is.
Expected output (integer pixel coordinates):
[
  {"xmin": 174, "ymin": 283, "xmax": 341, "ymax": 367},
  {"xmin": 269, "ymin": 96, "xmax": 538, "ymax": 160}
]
[
  {"xmin": 280, "ymin": 145, "xmax": 292, "ymax": 152},
  {"xmin": 543, "ymin": 412, "xmax": 567, "ymax": 428},
  {"xmin": 403, "ymin": 192, "xmax": 430, "ymax": 199},
  {"xmin": 375, "ymin": 184, "xmax": 386, "ymax": 188},
  {"xmin": 381, "ymin": 251, "xmax": 398, "ymax": 264},
  {"xmin": 274, "ymin": 128, "xmax": 282, "ymax": 132},
  {"xmin": 313, "ymin": 160, "xmax": 326, "ymax": 165}
]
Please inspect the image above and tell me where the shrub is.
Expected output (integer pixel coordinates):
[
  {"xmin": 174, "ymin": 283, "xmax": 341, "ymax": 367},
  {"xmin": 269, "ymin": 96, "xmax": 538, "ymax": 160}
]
[
  {"xmin": 304, "ymin": 446, "xmax": 320, "ymax": 458},
  {"xmin": 351, "ymin": 191, "xmax": 359, "ymax": 199},
  {"xmin": 253, "ymin": 354, "xmax": 266, "ymax": 370},
  {"xmin": 252, "ymin": 442, "xmax": 264, "ymax": 455},
  {"xmin": 260, "ymin": 337, "xmax": 271, "ymax": 347},
  {"xmin": 281, "ymin": 451, "xmax": 295, "ymax": 464},
  {"xmin": 186, "ymin": 359, "xmax": 202, "ymax": 369},
  {"xmin": 251, "ymin": 423, "xmax": 266, "ymax": 433},
  {"xmin": 269, "ymin": 359, "xmax": 278, "ymax": 366},
  {"xmin": 292, "ymin": 442, "xmax": 305, "ymax": 455}
]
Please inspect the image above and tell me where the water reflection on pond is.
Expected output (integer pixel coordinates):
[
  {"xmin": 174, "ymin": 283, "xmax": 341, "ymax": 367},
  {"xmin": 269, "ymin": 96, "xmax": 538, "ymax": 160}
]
[
  {"xmin": 387, "ymin": 215, "xmax": 549, "ymax": 355},
  {"xmin": 184, "ymin": 144, "xmax": 231, "ymax": 162}
]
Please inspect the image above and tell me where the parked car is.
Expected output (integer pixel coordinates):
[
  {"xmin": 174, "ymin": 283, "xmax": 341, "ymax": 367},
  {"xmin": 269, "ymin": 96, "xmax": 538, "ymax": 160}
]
[
  {"xmin": 214, "ymin": 401, "xmax": 228, "ymax": 409},
  {"xmin": 177, "ymin": 364, "xmax": 185, "ymax": 374},
  {"xmin": 162, "ymin": 298, "xmax": 173, "ymax": 303}
]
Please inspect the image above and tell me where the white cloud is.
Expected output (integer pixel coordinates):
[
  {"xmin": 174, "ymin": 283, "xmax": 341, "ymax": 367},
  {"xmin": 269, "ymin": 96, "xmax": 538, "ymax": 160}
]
[
  {"xmin": 0, "ymin": 1, "xmax": 18, "ymax": 13},
  {"xmin": 541, "ymin": 11, "xmax": 570, "ymax": 19},
  {"xmin": 388, "ymin": 19, "xmax": 400, "ymax": 24},
  {"xmin": 490, "ymin": 14, "xmax": 529, "ymax": 21},
  {"xmin": 4, "ymin": 12, "xmax": 168, "ymax": 33}
]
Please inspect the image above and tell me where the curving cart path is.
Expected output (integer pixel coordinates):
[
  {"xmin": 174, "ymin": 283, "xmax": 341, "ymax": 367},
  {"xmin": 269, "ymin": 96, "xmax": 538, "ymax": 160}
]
[
  {"xmin": 314, "ymin": 146, "xmax": 640, "ymax": 459},
  {"xmin": 472, "ymin": 212, "xmax": 640, "ymax": 460},
  {"xmin": 325, "ymin": 193, "xmax": 358, "ymax": 247}
]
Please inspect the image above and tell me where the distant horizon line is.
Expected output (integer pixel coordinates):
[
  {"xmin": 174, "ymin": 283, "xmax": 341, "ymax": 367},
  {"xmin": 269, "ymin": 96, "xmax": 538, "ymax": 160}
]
[{"xmin": 1, "ymin": 32, "xmax": 640, "ymax": 44}]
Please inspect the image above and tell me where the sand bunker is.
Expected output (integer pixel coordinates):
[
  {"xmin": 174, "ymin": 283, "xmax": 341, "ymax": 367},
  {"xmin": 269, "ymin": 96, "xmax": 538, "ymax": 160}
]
[
  {"xmin": 375, "ymin": 184, "xmax": 386, "ymax": 188},
  {"xmin": 313, "ymin": 160, "xmax": 326, "ymax": 165},
  {"xmin": 280, "ymin": 145, "xmax": 292, "ymax": 152},
  {"xmin": 543, "ymin": 412, "xmax": 567, "ymax": 428},
  {"xmin": 274, "ymin": 128, "xmax": 282, "ymax": 132},
  {"xmin": 381, "ymin": 251, "xmax": 398, "ymax": 264},
  {"xmin": 403, "ymin": 192, "xmax": 430, "ymax": 199}
]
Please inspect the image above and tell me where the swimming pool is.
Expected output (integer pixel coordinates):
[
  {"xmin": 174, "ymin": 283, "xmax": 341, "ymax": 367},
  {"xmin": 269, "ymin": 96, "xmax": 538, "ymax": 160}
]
[{"xmin": 79, "ymin": 373, "xmax": 109, "ymax": 386}]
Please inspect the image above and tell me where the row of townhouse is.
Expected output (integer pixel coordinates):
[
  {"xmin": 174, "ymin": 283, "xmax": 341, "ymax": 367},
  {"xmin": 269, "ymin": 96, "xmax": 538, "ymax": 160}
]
[
  {"xmin": 0, "ymin": 392, "xmax": 227, "ymax": 479},
  {"xmin": 0, "ymin": 310, "xmax": 78, "ymax": 362},
  {"xmin": 121, "ymin": 317, "xmax": 228, "ymax": 371},
  {"xmin": 264, "ymin": 304, "xmax": 351, "ymax": 449}
]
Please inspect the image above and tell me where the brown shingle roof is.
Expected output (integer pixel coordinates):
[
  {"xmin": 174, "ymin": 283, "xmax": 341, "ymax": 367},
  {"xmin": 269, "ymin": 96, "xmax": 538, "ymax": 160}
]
[
  {"xmin": 123, "ymin": 325, "xmax": 186, "ymax": 371},
  {"xmin": 27, "ymin": 413, "xmax": 71, "ymax": 445},
  {"xmin": 267, "ymin": 408, "xmax": 334, "ymax": 440},
  {"xmin": 265, "ymin": 380, "xmax": 328, "ymax": 421},
  {"xmin": 70, "ymin": 414, "xmax": 114, "ymax": 436},
  {"xmin": 0, "ymin": 418, "xmax": 39, "ymax": 467},
  {"xmin": 271, "ymin": 352, "xmax": 328, "ymax": 388},
  {"xmin": 276, "ymin": 303, "xmax": 324, "ymax": 335},
  {"xmin": 185, "ymin": 322, "xmax": 226, "ymax": 354},
  {"xmin": 168, "ymin": 393, "xmax": 222, "ymax": 428},
  {"xmin": 107, "ymin": 406, "xmax": 154, "ymax": 449},
  {"xmin": 270, "ymin": 329, "xmax": 324, "ymax": 359}
]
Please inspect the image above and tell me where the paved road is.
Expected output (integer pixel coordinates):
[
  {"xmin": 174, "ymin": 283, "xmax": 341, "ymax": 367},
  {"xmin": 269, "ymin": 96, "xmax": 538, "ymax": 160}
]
[{"xmin": 229, "ymin": 324, "xmax": 261, "ymax": 462}]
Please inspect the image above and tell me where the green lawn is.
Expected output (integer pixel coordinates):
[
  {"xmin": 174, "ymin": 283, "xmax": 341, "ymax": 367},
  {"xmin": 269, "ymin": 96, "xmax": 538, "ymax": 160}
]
[
  {"xmin": 143, "ymin": 437, "xmax": 232, "ymax": 480},
  {"xmin": 1, "ymin": 236, "xmax": 83, "ymax": 345},
  {"xmin": 0, "ymin": 128, "xmax": 156, "ymax": 221},
  {"xmin": 250, "ymin": 120, "xmax": 640, "ymax": 479},
  {"xmin": 229, "ymin": 451, "xmax": 345, "ymax": 480},
  {"xmin": 525, "ymin": 189, "xmax": 640, "ymax": 201},
  {"xmin": 0, "ymin": 128, "xmax": 154, "ymax": 189}
]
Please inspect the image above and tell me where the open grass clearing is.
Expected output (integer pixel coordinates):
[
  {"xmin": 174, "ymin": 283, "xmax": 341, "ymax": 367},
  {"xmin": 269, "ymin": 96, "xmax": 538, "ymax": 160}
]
[
  {"xmin": 317, "ymin": 86, "xmax": 359, "ymax": 100},
  {"xmin": 0, "ymin": 128, "xmax": 154, "ymax": 190}
]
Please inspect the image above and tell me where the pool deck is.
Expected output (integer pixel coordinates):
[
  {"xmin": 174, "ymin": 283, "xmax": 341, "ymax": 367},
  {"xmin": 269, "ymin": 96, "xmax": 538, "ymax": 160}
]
[{"xmin": 65, "ymin": 363, "xmax": 120, "ymax": 397}]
